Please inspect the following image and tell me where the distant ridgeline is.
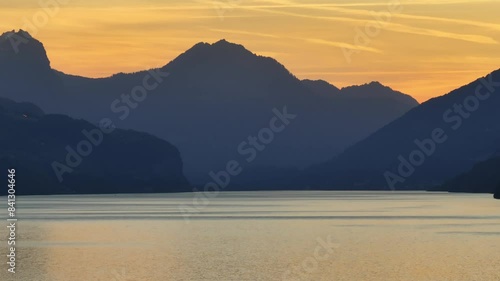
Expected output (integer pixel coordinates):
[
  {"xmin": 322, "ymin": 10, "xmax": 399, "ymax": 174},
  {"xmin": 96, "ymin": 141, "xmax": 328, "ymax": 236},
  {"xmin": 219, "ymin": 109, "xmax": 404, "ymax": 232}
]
[
  {"xmin": 0, "ymin": 30, "xmax": 418, "ymax": 187},
  {"xmin": 0, "ymin": 97, "xmax": 189, "ymax": 195},
  {"xmin": 300, "ymin": 69, "xmax": 500, "ymax": 193},
  {"xmin": 439, "ymin": 156, "xmax": 500, "ymax": 194},
  {"xmin": 1, "ymin": 29, "xmax": 500, "ymax": 196}
]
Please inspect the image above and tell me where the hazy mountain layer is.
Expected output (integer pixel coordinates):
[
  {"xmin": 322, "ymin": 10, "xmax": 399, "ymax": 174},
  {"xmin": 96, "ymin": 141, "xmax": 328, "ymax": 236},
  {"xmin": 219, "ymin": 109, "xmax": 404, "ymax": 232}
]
[
  {"xmin": 439, "ymin": 156, "xmax": 500, "ymax": 194},
  {"xmin": 304, "ymin": 69, "xmax": 500, "ymax": 190},
  {"xmin": 0, "ymin": 31, "xmax": 418, "ymax": 183},
  {"xmin": 0, "ymin": 97, "xmax": 189, "ymax": 195}
]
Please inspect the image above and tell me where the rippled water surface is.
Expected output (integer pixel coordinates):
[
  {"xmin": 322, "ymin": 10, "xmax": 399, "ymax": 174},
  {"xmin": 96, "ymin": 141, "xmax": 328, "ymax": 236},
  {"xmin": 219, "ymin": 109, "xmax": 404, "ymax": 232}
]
[{"xmin": 1, "ymin": 191, "xmax": 499, "ymax": 280}]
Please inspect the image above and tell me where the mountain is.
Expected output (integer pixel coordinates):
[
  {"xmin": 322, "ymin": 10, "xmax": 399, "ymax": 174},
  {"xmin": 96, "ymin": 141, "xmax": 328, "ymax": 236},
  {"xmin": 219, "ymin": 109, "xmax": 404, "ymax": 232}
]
[
  {"xmin": 439, "ymin": 156, "xmax": 500, "ymax": 193},
  {"xmin": 302, "ymin": 79, "xmax": 341, "ymax": 96},
  {"xmin": 0, "ymin": 30, "xmax": 50, "ymax": 72},
  {"xmin": 0, "ymin": 31, "xmax": 418, "ymax": 184},
  {"xmin": 0, "ymin": 30, "xmax": 63, "ymax": 109},
  {"xmin": 0, "ymin": 97, "xmax": 189, "ymax": 195},
  {"xmin": 303, "ymin": 69, "xmax": 500, "ymax": 190},
  {"xmin": 303, "ymin": 80, "xmax": 417, "ymax": 107},
  {"xmin": 338, "ymin": 81, "xmax": 418, "ymax": 107}
]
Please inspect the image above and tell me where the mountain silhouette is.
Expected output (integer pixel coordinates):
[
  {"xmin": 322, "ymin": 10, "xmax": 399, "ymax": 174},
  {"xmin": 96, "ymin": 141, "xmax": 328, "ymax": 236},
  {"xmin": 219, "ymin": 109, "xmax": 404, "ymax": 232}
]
[
  {"xmin": 0, "ymin": 97, "xmax": 189, "ymax": 195},
  {"xmin": 2, "ymin": 30, "xmax": 497, "ymax": 194},
  {"xmin": 0, "ymin": 30, "xmax": 63, "ymax": 109},
  {"xmin": 302, "ymin": 79, "xmax": 341, "ymax": 96},
  {"xmin": 338, "ymin": 81, "xmax": 418, "ymax": 106},
  {"xmin": 302, "ymin": 69, "xmax": 500, "ymax": 190},
  {"xmin": 0, "ymin": 30, "xmax": 50, "ymax": 71},
  {"xmin": 0, "ymin": 30, "xmax": 419, "ymax": 184},
  {"xmin": 439, "ymin": 155, "xmax": 500, "ymax": 194}
]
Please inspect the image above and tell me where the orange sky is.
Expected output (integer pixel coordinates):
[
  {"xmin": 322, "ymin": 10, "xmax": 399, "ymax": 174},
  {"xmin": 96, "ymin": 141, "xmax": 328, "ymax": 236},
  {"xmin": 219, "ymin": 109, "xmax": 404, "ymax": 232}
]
[{"xmin": 2, "ymin": 0, "xmax": 500, "ymax": 102}]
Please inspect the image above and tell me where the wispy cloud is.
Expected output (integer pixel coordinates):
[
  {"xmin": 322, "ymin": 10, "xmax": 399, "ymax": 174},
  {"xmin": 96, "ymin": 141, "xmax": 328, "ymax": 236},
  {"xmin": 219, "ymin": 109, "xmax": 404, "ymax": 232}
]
[
  {"xmin": 271, "ymin": 0, "xmax": 500, "ymax": 32},
  {"xmin": 262, "ymin": 0, "xmax": 496, "ymax": 8},
  {"xmin": 240, "ymin": 3, "xmax": 498, "ymax": 45},
  {"xmin": 207, "ymin": 28, "xmax": 280, "ymax": 38},
  {"xmin": 386, "ymin": 22, "xmax": 497, "ymax": 44},
  {"xmin": 305, "ymin": 38, "xmax": 382, "ymax": 53}
]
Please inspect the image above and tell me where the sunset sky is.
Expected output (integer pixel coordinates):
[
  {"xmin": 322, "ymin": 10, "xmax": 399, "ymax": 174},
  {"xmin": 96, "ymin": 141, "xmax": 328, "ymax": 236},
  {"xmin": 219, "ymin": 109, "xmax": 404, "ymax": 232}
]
[{"xmin": 1, "ymin": 0, "xmax": 500, "ymax": 102}]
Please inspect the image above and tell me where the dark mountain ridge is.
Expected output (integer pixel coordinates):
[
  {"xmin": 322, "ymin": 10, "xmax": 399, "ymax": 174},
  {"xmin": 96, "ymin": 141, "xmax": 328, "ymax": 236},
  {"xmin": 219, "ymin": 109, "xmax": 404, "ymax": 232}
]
[
  {"xmin": 303, "ymin": 69, "xmax": 500, "ymax": 190},
  {"xmin": 0, "ymin": 97, "xmax": 189, "ymax": 195},
  {"xmin": 0, "ymin": 30, "xmax": 63, "ymax": 110},
  {"xmin": 439, "ymin": 155, "xmax": 500, "ymax": 194},
  {"xmin": 0, "ymin": 30, "xmax": 419, "ymax": 184}
]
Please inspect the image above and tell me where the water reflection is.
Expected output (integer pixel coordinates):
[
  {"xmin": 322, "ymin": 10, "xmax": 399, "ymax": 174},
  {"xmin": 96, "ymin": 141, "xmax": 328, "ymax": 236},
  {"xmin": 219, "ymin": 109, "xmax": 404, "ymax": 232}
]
[{"xmin": 0, "ymin": 191, "xmax": 498, "ymax": 281}]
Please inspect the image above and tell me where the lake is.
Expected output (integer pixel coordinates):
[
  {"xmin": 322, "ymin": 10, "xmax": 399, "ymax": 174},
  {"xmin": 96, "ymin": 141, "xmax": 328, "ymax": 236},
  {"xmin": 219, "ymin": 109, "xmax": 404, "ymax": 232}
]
[{"xmin": 1, "ymin": 191, "xmax": 499, "ymax": 280}]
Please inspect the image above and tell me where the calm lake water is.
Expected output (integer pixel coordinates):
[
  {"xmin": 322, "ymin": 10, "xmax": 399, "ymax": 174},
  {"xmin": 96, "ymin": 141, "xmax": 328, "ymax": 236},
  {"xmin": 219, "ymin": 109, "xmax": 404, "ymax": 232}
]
[{"xmin": 1, "ymin": 191, "xmax": 499, "ymax": 281}]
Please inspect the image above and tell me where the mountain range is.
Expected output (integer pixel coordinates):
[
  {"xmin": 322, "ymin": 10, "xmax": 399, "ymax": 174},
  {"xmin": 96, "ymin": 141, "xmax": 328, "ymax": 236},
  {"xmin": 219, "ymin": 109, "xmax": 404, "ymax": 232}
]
[
  {"xmin": 440, "ymin": 155, "xmax": 500, "ymax": 194},
  {"xmin": 0, "ymin": 30, "xmax": 418, "ymax": 184},
  {"xmin": 0, "ymin": 96, "xmax": 189, "ymax": 195},
  {"xmin": 302, "ymin": 69, "xmax": 500, "ymax": 192},
  {"xmin": 1, "ymin": 30, "xmax": 499, "ymax": 197}
]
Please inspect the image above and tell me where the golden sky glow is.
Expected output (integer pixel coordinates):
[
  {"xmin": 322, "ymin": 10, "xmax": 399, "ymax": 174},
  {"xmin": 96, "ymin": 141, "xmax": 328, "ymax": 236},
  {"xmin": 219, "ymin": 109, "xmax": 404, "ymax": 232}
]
[{"xmin": 1, "ymin": 0, "xmax": 500, "ymax": 102}]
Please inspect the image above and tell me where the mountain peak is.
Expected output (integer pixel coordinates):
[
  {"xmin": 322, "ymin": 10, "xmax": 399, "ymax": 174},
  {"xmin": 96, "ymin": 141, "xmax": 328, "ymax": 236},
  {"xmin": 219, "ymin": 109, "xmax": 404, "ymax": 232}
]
[
  {"xmin": 0, "ymin": 29, "xmax": 33, "ymax": 39},
  {"xmin": 0, "ymin": 29, "xmax": 51, "ymax": 73},
  {"xmin": 302, "ymin": 79, "xmax": 341, "ymax": 96},
  {"xmin": 0, "ymin": 29, "xmax": 36, "ymax": 47},
  {"xmin": 339, "ymin": 81, "xmax": 419, "ymax": 106},
  {"xmin": 213, "ymin": 38, "xmax": 230, "ymax": 45},
  {"xmin": 205, "ymin": 39, "xmax": 251, "ymax": 54},
  {"xmin": 341, "ymin": 81, "xmax": 386, "ymax": 91},
  {"xmin": 162, "ymin": 39, "xmax": 274, "ymax": 73},
  {"xmin": 367, "ymin": 81, "xmax": 384, "ymax": 87},
  {"xmin": 180, "ymin": 39, "xmax": 253, "ymax": 58}
]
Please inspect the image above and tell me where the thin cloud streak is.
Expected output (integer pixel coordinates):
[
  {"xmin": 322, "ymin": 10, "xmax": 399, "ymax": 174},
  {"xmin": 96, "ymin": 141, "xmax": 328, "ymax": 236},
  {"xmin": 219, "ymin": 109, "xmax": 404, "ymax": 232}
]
[
  {"xmin": 240, "ymin": 4, "xmax": 498, "ymax": 45},
  {"xmin": 305, "ymin": 38, "xmax": 382, "ymax": 53},
  {"xmin": 207, "ymin": 28, "xmax": 280, "ymax": 38},
  {"xmin": 387, "ymin": 22, "xmax": 498, "ymax": 44},
  {"xmin": 272, "ymin": 0, "xmax": 500, "ymax": 32}
]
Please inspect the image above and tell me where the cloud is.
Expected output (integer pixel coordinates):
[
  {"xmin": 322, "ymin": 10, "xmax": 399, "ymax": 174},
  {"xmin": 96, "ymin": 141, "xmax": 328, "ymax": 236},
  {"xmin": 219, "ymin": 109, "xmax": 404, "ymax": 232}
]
[
  {"xmin": 386, "ymin": 22, "xmax": 498, "ymax": 44},
  {"xmin": 305, "ymin": 38, "xmax": 382, "ymax": 53},
  {"xmin": 207, "ymin": 28, "xmax": 280, "ymax": 38},
  {"xmin": 273, "ymin": 1, "xmax": 500, "ymax": 32},
  {"xmin": 240, "ymin": 3, "xmax": 498, "ymax": 45}
]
